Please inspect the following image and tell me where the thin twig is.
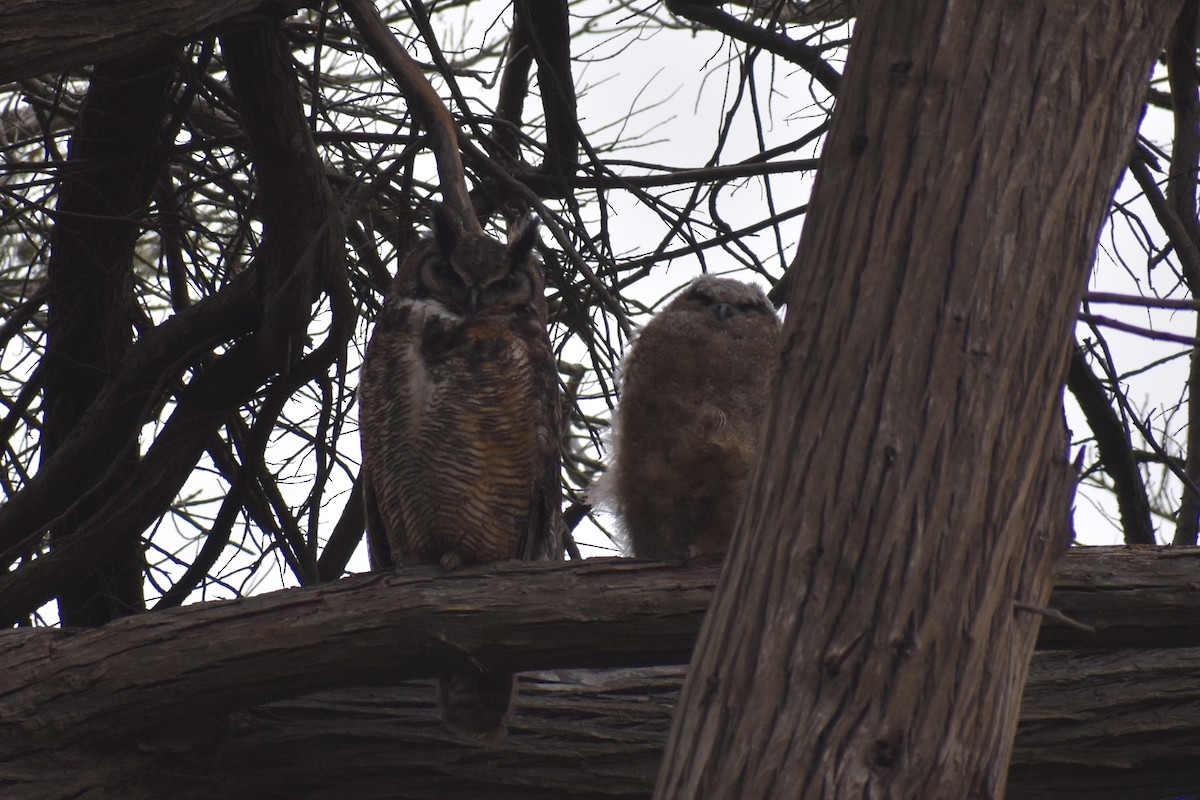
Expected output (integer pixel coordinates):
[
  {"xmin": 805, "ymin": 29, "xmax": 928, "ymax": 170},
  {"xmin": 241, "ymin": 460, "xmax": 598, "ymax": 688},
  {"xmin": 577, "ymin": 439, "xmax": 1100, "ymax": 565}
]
[
  {"xmin": 1012, "ymin": 602, "xmax": 1096, "ymax": 633},
  {"xmin": 1077, "ymin": 313, "xmax": 1197, "ymax": 346},
  {"xmin": 1083, "ymin": 291, "xmax": 1200, "ymax": 310}
]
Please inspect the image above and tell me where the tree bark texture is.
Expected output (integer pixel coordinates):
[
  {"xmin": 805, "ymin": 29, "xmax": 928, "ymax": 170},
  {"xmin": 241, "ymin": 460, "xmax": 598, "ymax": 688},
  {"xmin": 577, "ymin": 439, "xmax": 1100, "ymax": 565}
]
[
  {"xmin": 0, "ymin": 0, "xmax": 294, "ymax": 84},
  {"xmin": 5, "ymin": 662, "xmax": 1200, "ymax": 800},
  {"xmin": 657, "ymin": 3, "xmax": 1183, "ymax": 799},
  {"xmin": 0, "ymin": 551, "xmax": 1198, "ymax": 799},
  {"xmin": 1166, "ymin": 0, "xmax": 1200, "ymax": 546}
]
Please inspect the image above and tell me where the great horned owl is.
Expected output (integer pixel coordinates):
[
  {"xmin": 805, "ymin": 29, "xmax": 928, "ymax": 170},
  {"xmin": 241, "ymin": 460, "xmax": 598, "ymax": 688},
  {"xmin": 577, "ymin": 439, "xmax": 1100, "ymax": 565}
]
[
  {"xmin": 358, "ymin": 204, "xmax": 562, "ymax": 740},
  {"xmin": 593, "ymin": 276, "xmax": 779, "ymax": 560}
]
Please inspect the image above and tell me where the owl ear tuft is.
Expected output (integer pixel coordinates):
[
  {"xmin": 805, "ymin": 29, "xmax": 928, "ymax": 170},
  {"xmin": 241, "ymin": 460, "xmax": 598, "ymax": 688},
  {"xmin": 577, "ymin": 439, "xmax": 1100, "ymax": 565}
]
[
  {"xmin": 508, "ymin": 216, "xmax": 540, "ymax": 266},
  {"xmin": 430, "ymin": 203, "xmax": 463, "ymax": 258}
]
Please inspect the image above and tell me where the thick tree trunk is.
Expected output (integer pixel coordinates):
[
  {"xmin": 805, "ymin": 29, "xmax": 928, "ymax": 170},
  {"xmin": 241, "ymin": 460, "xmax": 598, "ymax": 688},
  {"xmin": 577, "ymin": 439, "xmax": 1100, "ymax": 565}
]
[
  {"xmin": 0, "ymin": 551, "xmax": 1197, "ymax": 799},
  {"xmin": 656, "ymin": 3, "xmax": 1183, "ymax": 798},
  {"xmin": 42, "ymin": 51, "xmax": 179, "ymax": 626}
]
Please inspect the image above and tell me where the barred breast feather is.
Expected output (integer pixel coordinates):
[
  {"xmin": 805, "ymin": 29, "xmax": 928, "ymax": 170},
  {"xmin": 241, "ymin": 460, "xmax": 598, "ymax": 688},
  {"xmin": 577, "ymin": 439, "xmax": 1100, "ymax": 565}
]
[
  {"xmin": 364, "ymin": 300, "xmax": 548, "ymax": 569},
  {"xmin": 358, "ymin": 206, "xmax": 560, "ymax": 741}
]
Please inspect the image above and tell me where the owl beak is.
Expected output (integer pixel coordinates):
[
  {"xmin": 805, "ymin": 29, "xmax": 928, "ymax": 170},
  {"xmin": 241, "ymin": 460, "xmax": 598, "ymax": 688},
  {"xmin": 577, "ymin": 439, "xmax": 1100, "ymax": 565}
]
[
  {"xmin": 713, "ymin": 302, "xmax": 734, "ymax": 322},
  {"xmin": 467, "ymin": 285, "xmax": 482, "ymax": 314}
]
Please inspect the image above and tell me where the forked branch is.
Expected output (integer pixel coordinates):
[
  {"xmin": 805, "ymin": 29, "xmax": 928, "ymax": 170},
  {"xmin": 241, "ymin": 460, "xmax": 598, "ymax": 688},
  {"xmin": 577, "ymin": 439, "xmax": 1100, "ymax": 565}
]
[{"xmin": 340, "ymin": 0, "xmax": 480, "ymax": 231}]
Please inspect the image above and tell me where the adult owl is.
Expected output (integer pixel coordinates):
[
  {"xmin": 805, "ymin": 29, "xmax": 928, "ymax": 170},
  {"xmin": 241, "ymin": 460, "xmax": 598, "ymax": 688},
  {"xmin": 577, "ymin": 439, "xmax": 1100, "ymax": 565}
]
[
  {"xmin": 593, "ymin": 276, "xmax": 779, "ymax": 560},
  {"xmin": 358, "ymin": 204, "xmax": 562, "ymax": 740}
]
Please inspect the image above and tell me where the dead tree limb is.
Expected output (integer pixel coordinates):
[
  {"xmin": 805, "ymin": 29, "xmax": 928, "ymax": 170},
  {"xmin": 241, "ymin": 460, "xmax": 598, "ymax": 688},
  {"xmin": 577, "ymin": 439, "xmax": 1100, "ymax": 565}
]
[
  {"xmin": 1, "ymin": 549, "xmax": 1199, "ymax": 799},
  {"xmin": 340, "ymin": 0, "xmax": 479, "ymax": 230},
  {"xmin": 0, "ymin": 0, "xmax": 297, "ymax": 83},
  {"xmin": 0, "ymin": 548, "xmax": 1198, "ymax": 744}
]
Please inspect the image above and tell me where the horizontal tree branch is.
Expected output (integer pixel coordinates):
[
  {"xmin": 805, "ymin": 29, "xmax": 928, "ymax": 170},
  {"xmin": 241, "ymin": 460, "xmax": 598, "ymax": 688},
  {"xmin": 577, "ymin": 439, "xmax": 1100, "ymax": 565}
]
[
  {"xmin": 146, "ymin": 652, "xmax": 1200, "ymax": 800},
  {"xmin": 1011, "ymin": 647, "xmax": 1200, "ymax": 800},
  {"xmin": 0, "ymin": 548, "xmax": 1195, "ymax": 738},
  {"xmin": 12, "ymin": 660, "xmax": 1196, "ymax": 800},
  {"xmin": 0, "ymin": 0, "xmax": 304, "ymax": 84},
  {"xmin": 1077, "ymin": 312, "xmax": 1198, "ymax": 345},
  {"xmin": 1082, "ymin": 290, "xmax": 1200, "ymax": 310},
  {"xmin": 532, "ymin": 157, "xmax": 822, "ymax": 192},
  {"xmin": 665, "ymin": 0, "xmax": 841, "ymax": 94},
  {"xmin": 2, "ymin": 548, "xmax": 1199, "ymax": 798},
  {"xmin": 0, "ymin": 559, "xmax": 710, "ymax": 750}
]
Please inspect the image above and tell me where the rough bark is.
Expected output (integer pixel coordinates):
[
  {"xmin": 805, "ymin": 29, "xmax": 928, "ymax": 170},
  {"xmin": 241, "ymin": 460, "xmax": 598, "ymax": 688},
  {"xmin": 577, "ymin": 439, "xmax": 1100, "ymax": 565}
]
[
  {"xmin": 6, "ymin": 661, "xmax": 1200, "ymax": 800},
  {"xmin": 1168, "ymin": 0, "xmax": 1200, "ymax": 546},
  {"xmin": 656, "ymin": 3, "xmax": 1183, "ymax": 797},
  {"xmin": 1012, "ymin": 648, "xmax": 1200, "ymax": 800},
  {"xmin": 0, "ymin": 551, "xmax": 1198, "ymax": 799},
  {"xmin": 0, "ymin": 560, "xmax": 709, "ymax": 751},
  {"xmin": 0, "ymin": 0, "xmax": 301, "ymax": 84}
]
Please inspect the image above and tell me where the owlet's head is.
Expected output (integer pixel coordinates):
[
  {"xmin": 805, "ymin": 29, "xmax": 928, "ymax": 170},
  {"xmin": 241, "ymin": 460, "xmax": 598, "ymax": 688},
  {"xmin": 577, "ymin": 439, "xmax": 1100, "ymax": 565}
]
[{"xmin": 667, "ymin": 275, "xmax": 775, "ymax": 324}]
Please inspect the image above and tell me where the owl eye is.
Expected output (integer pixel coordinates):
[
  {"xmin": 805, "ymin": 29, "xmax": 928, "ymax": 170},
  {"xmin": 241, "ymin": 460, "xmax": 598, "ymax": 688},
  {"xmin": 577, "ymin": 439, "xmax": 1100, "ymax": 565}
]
[
  {"xmin": 440, "ymin": 262, "xmax": 469, "ymax": 289},
  {"xmin": 494, "ymin": 271, "xmax": 523, "ymax": 291}
]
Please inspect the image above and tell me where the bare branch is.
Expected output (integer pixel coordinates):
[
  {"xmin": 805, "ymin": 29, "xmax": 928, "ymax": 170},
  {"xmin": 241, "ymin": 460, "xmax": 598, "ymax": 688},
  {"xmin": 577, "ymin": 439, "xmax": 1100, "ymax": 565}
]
[
  {"xmin": 0, "ymin": 549, "xmax": 1196, "ymax": 777},
  {"xmin": 665, "ymin": 0, "xmax": 842, "ymax": 94},
  {"xmin": 1077, "ymin": 312, "xmax": 1198, "ymax": 345},
  {"xmin": 0, "ymin": 0, "xmax": 292, "ymax": 83},
  {"xmin": 340, "ymin": 0, "xmax": 479, "ymax": 230},
  {"xmin": 1066, "ymin": 347, "xmax": 1156, "ymax": 545}
]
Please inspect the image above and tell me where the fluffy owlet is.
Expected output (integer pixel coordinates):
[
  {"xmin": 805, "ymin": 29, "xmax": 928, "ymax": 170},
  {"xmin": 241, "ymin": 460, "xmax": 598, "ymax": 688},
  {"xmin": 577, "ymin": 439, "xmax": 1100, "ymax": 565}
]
[
  {"xmin": 592, "ymin": 276, "xmax": 779, "ymax": 560},
  {"xmin": 358, "ymin": 204, "xmax": 562, "ymax": 740}
]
